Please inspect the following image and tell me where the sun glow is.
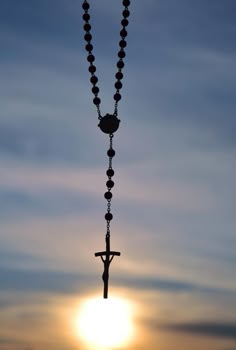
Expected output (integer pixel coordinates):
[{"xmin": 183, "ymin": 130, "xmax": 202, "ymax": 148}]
[{"xmin": 75, "ymin": 295, "xmax": 134, "ymax": 349}]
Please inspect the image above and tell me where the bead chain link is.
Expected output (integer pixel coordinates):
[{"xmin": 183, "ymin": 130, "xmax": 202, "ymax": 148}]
[
  {"xmin": 82, "ymin": 0, "xmax": 130, "ymax": 237},
  {"xmin": 105, "ymin": 134, "xmax": 114, "ymax": 237}
]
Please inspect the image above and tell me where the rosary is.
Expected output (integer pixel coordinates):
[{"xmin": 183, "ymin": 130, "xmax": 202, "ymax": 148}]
[{"xmin": 82, "ymin": 0, "xmax": 130, "ymax": 298}]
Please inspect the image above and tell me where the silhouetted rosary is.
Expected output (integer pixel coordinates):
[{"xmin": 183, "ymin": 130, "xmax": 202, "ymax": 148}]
[{"xmin": 82, "ymin": 0, "xmax": 130, "ymax": 298}]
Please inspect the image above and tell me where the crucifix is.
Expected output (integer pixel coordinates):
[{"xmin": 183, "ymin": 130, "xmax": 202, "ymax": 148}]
[{"xmin": 95, "ymin": 235, "xmax": 120, "ymax": 298}]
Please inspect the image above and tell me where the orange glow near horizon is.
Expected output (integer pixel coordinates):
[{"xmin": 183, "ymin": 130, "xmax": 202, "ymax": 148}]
[{"xmin": 74, "ymin": 295, "xmax": 135, "ymax": 349}]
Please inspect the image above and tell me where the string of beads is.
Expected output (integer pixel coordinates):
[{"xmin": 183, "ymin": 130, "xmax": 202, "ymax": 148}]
[
  {"xmin": 82, "ymin": 0, "xmax": 130, "ymax": 118},
  {"xmin": 82, "ymin": 0, "xmax": 130, "ymax": 238}
]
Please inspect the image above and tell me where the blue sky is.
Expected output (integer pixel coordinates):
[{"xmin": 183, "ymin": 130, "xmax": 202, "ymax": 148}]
[{"xmin": 0, "ymin": 1, "xmax": 236, "ymax": 349}]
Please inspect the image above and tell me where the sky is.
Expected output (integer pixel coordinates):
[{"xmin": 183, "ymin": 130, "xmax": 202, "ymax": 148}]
[{"xmin": 0, "ymin": 0, "xmax": 236, "ymax": 349}]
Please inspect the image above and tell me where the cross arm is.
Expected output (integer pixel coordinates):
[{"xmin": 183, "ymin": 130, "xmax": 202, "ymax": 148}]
[{"xmin": 95, "ymin": 251, "xmax": 121, "ymax": 257}]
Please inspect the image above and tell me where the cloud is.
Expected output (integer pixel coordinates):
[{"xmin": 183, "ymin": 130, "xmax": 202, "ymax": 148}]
[
  {"xmin": 1, "ymin": 261, "xmax": 234, "ymax": 297},
  {"xmin": 0, "ymin": 266, "xmax": 91, "ymax": 294},
  {"xmin": 0, "ymin": 158, "xmax": 218, "ymax": 212},
  {"xmin": 0, "ymin": 338, "xmax": 16, "ymax": 345},
  {"xmin": 114, "ymin": 275, "xmax": 214, "ymax": 294},
  {"xmin": 0, "ymin": 337, "xmax": 33, "ymax": 349},
  {"xmin": 0, "ymin": 0, "xmax": 82, "ymax": 49},
  {"xmin": 161, "ymin": 321, "xmax": 236, "ymax": 340},
  {"xmin": 0, "ymin": 187, "xmax": 101, "ymax": 221},
  {"xmin": 0, "ymin": 248, "xmax": 42, "ymax": 268}
]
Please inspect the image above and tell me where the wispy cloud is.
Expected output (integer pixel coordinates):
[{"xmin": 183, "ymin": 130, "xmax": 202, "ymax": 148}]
[
  {"xmin": 161, "ymin": 321, "xmax": 236, "ymax": 340},
  {"xmin": 0, "ymin": 266, "xmax": 90, "ymax": 294}
]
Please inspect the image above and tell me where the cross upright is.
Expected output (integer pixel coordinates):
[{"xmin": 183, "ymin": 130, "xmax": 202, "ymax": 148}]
[{"xmin": 95, "ymin": 235, "xmax": 120, "ymax": 298}]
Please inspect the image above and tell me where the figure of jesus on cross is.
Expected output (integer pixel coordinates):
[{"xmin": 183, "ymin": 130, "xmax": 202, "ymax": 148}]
[{"xmin": 95, "ymin": 235, "xmax": 120, "ymax": 298}]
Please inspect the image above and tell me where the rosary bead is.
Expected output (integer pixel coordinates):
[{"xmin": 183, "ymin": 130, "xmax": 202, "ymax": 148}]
[
  {"xmin": 104, "ymin": 191, "xmax": 113, "ymax": 200},
  {"xmin": 117, "ymin": 60, "xmax": 125, "ymax": 69},
  {"xmin": 114, "ymin": 93, "xmax": 122, "ymax": 101},
  {"xmin": 123, "ymin": 9, "xmax": 130, "ymax": 18},
  {"xmin": 115, "ymin": 81, "xmax": 122, "ymax": 89},
  {"xmin": 116, "ymin": 71, "xmax": 123, "ymax": 80},
  {"xmin": 90, "ymin": 75, "xmax": 98, "ymax": 84},
  {"xmin": 106, "ymin": 168, "xmax": 115, "ymax": 177},
  {"xmin": 107, "ymin": 148, "xmax": 115, "ymax": 157},
  {"xmin": 84, "ymin": 23, "xmax": 91, "ymax": 32},
  {"xmin": 105, "ymin": 212, "xmax": 113, "ymax": 221},
  {"xmin": 98, "ymin": 114, "xmax": 120, "ymax": 134},
  {"xmin": 120, "ymin": 29, "xmax": 128, "ymax": 38},
  {"xmin": 84, "ymin": 33, "xmax": 92, "ymax": 42},
  {"xmin": 106, "ymin": 180, "xmax": 114, "ymax": 189},
  {"xmin": 83, "ymin": 13, "xmax": 90, "ymax": 22},
  {"xmin": 87, "ymin": 54, "xmax": 95, "ymax": 63},
  {"xmin": 86, "ymin": 43, "xmax": 93, "ymax": 52},
  {"xmin": 121, "ymin": 18, "xmax": 129, "ymax": 27},
  {"xmin": 82, "ymin": 2, "xmax": 90, "ymax": 10},
  {"xmin": 88, "ymin": 65, "xmax": 96, "ymax": 73},
  {"xmin": 92, "ymin": 86, "xmax": 99, "ymax": 94},
  {"xmin": 119, "ymin": 39, "xmax": 127, "ymax": 48},
  {"xmin": 123, "ymin": 0, "xmax": 130, "ymax": 6},
  {"xmin": 118, "ymin": 50, "xmax": 126, "ymax": 59},
  {"xmin": 93, "ymin": 97, "xmax": 101, "ymax": 105}
]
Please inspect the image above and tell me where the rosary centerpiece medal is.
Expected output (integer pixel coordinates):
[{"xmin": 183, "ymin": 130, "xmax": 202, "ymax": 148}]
[{"xmin": 82, "ymin": 0, "xmax": 131, "ymax": 298}]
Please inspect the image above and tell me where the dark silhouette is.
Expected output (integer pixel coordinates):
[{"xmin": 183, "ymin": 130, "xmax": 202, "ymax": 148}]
[{"xmin": 95, "ymin": 235, "xmax": 120, "ymax": 298}]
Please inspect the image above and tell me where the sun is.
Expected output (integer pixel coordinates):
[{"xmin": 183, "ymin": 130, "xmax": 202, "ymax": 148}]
[{"xmin": 75, "ymin": 295, "xmax": 134, "ymax": 349}]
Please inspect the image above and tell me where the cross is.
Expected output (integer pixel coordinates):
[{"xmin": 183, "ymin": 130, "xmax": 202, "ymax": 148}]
[{"xmin": 95, "ymin": 235, "xmax": 120, "ymax": 298}]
